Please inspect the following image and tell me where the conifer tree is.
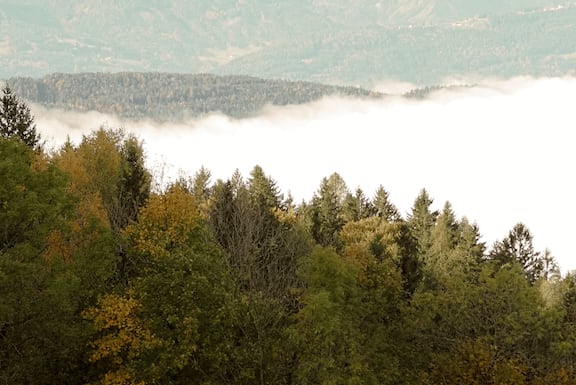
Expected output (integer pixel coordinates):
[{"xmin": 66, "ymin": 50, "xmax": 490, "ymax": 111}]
[
  {"xmin": 309, "ymin": 173, "xmax": 349, "ymax": 249},
  {"xmin": 0, "ymin": 85, "xmax": 40, "ymax": 148},
  {"xmin": 425, "ymin": 201, "xmax": 459, "ymax": 283},
  {"xmin": 190, "ymin": 166, "xmax": 212, "ymax": 201},
  {"xmin": 342, "ymin": 187, "xmax": 374, "ymax": 223},
  {"xmin": 118, "ymin": 134, "xmax": 151, "ymax": 228},
  {"xmin": 248, "ymin": 164, "xmax": 283, "ymax": 210},
  {"xmin": 540, "ymin": 248, "xmax": 561, "ymax": 282},
  {"xmin": 372, "ymin": 185, "xmax": 401, "ymax": 222},
  {"xmin": 407, "ymin": 189, "xmax": 438, "ymax": 259},
  {"xmin": 489, "ymin": 222, "xmax": 544, "ymax": 284}
]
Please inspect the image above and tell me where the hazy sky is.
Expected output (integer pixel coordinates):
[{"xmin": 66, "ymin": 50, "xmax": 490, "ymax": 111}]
[{"xmin": 35, "ymin": 77, "xmax": 576, "ymax": 273}]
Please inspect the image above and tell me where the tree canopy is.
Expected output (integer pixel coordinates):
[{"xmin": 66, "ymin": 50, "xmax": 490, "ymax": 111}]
[{"xmin": 1, "ymin": 90, "xmax": 574, "ymax": 385}]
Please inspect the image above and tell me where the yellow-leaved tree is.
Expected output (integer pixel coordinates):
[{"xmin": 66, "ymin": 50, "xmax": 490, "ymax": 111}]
[
  {"xmin": 83, "ymin": 289, "xmax": 160, "ymax": 385},
  {"xmin": 85, "ymin": 184, "xmax": 235, "ymax": 384}
]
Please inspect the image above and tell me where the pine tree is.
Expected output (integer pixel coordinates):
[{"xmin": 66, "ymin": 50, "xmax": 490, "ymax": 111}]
[{"xmin": 0, "ymin": 85, "xmax": 40, "ymax": 148}]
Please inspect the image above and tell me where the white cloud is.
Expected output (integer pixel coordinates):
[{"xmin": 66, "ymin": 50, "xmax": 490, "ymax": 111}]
[{"xmin": 34, "ymin": 77, "xmax": 576, "ymax": 274}]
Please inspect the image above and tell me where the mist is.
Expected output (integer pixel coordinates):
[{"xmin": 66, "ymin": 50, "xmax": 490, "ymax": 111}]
[{"xmin": 34, "ymin": 76, "xmax": 576, "ymax": 273}]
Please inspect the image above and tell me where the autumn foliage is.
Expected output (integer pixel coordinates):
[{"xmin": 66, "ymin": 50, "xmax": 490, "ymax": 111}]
[{"xmin": 2, "ymin": 114, "xmax": 576, "ymax": 385}]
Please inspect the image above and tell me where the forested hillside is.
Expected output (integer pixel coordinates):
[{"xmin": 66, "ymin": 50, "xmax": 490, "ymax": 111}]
[
  {"xmin": 2, "ymin": 84, "xmax": 576, "ymax": 385},
  {"xmin": 6, "ymin": 73, "xmax": 381, "ymax": 121},
  {"xmin": 2, "ymin": 1, "xmax": 575, "ymax": 86}
]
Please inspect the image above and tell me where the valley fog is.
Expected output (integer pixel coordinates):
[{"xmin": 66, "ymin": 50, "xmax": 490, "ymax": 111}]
[{"xmin": 35, "ymin": 77, "xmax": 576, "ymax": 273}]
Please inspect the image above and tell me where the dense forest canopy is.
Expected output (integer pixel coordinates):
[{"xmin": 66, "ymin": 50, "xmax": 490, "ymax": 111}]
[
  {"xmin": 5, "ymin": 73, "xmax": 382, "ymax": 122},
  {"xmin": 2, "ymin": 88, "xmax": 576, "ymax": 385}
]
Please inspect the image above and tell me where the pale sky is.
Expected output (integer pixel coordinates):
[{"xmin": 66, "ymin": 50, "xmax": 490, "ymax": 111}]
[{"xmin": 36, "ymin": 77, "xmax": 576, "ymax": 273}]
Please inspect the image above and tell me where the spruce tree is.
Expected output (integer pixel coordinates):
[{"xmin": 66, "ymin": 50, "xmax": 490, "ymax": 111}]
[
  {"xmin": 407, "ymin": 188, "xmax": 438, "ymax": 258},
  {"xmin": 0, "ymin": 85, "xmax": 40, "ymax": 148},
  {"xmin": 372, "ymin": 185, "xmax": 401, "ymax": 222},
  {"xmin": 489, "ymin": 222, "xmax": 543, "ymax": 284},
  {"xmin": 309, "ymin": 173, "xmax": 349, "ymax": 249}
]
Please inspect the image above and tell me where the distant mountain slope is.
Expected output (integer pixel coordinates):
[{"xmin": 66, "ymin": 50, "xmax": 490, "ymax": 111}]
[
  {"xmin": 1, "ymin": 0, "xmax": 574, "ymax": 87},
  {"xmin": 217, "ymin": 4, "xmax": 576, "ymax": 86},
  {"xmin": 7, "ymin": 73, "xmax": 382, "ymax": 121}
]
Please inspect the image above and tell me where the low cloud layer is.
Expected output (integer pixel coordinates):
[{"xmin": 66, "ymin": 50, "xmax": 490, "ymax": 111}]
[{"xmin": 34, "ymin": 76, "xmax": 576, "ymax": 273}]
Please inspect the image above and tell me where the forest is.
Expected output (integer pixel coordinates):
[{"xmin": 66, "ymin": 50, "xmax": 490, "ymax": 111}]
[
  {"xmin": 7, "ymin": 73, "xmax": 381, "ymax": 122},
  {"xmin": 2, "ymin": 85, "xmax": 576, "ymax": 385}
]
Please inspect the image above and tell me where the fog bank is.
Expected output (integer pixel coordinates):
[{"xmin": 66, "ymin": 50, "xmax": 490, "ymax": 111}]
[{"xmin": 34, "ymin": 77, "xmax": 576, "ymax": 273}]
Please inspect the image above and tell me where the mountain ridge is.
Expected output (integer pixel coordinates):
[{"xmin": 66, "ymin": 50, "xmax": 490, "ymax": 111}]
[
  {"xmin": 5, "ymin": 72, "xmax": 383, "ymax": 122},
  {"xmin": 2, "ymin": 1, "xmax": 575, "ymax": 87}
]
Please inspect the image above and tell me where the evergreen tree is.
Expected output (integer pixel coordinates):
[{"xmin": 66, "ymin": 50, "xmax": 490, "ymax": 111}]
[
  {"xmin": 489, "ymin": 222, "xmax": 543, "ymax": 284},
  {"xmin": 407, "ymin": 189, "xmax": 438, "ymax": 260},
  {"xmin": 190, "ymin": 166, "xmax": 212, "ymax": 200},
  {"xmin": 309, "ymin": 173, "xmax": 349, "ymax": 249},
  {"xmin": 189, "ymin": 166, "xmax": 212, "ymax": 217},
  {"xmin": 0, "ymin": 85, "xmax": 40, "ymax": 148},
  {"xmin": 372, "ymin": 185, "xmax": 401, "ymax": 222},
  {"xmin": 0, "ymin": 138, "xmax": 90, "ymax": 385},
  {"xmin": 455, "ymin": 217, "xmax": 486, "ymax": 263},
  {"xmin": 540, "ymin": 248, "xmax": 561, "ymax": 282},
  {"xmin": 425, "ymin": 201, "xmax": 459, "ymax": 284},
  {"xmin": 117, "ymin": 134, "xmax": 151, "ymax": 228},
  {"xmin": 430, "ymin": 201, "xmax": 459, "ymax": 256},
  {"xmin": 342, "ymin": 187, "xmax": 375, "ymax": 223},
  {"xmin": 248, "ymin": 164, "xmax": 283, "ymax": 210}
]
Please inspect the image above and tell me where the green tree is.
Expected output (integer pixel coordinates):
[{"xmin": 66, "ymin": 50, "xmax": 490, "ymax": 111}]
[
  {"xmin": 117, "ymin": 134, "xmax": 151, "ymax": 229},
  {"xmin": 372, "ymin": 185, "xmax": 401, "ymax": 222},
  {"xmin": 190, "ymin": 166, "xmax": 212, "ymax": 217},
  {"xmin": 86, "ymin": 186, "xmax": 238, "ymax": 385},
  {"xmin": 409, "ymin": 263, "xmax": 560, "ymax": 383},
  {"xmin": 342, "ymin": 187, "xmax": 375, "ymax": 223},
  {"xmin": 540, "ymin": 248, "xmax": 561, "ymax": 282},
  {"xmin": 0, "ymin": 138, "xmax": 89, "ymax": 385},
  {"xmin": 454, "ymin": 217, "xmax": 486, "ymax": 264},
  {"xmin": 57, "ymin": 128, "xmax": 151, "ymax": 233},
  {"xmin": 0, "ymin": 85, "xmax": 40, "ymax": 148},
  {"xmin": 407, "ymin": 189, "xmax": 438, "ymax": 272},
  {"xmin": 308, "ymin": 173, "xmax": 349, "ymax": 249},
  {"xmin": 290, "ymin": 246, "xmax": 366, "ymax": 385},
  {"xmin": 0, "ymin": 138, "xmax": 69, "ymax": 258},
  {"xmin": 339, "ymin": 217, "xmax": 414, "ymax": 383},
  {"xmin": 424, "ymin": 201, "xmax": 460, "ymax": 286},
  {"xmin": 489, "ymin": 222, "xmax": 543, "ymax": 284},
  {"xmin": 248, "ymin": 164, "xmax": 283, "ymax": 210}
]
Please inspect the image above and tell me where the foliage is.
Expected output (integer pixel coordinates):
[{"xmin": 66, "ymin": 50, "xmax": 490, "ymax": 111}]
[
  {"xmin": 290, "ymin": 246, "xmax": 366, "ymax": 385},
  {"xmin": 489, "ymin": 222, "xmax": 546, "ymax": 284},
  {"xmin": 0, "ymin": 138, "xmax": 89, "ymax": 385},
  {"xmin": 2, "ymin": 105, "xmax": 574, "ymax": 384},
  {"xmin": 83, "ymin": 290, "xmax": 159, "ymax": 385},
  {"xmin": 0, "ymin": 85, "xmax": 40, "ymax": 148},
  {"xmin": 8, "ymin": 73, "xmax": 380, "ymax": 121}
]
